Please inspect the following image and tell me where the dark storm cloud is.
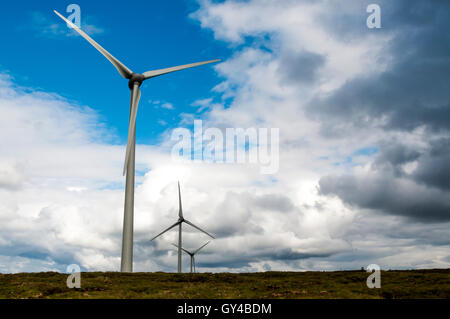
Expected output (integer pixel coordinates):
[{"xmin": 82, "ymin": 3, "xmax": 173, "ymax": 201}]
[
  {"xmin": 277, "ymin": 50, "xmax": 325, "ymax": 85},
  {"xmin": 307, "ymin": 0, "xmax": 450, "ymax": 135},
  {"xmin": 412, "ymin": 138, "xmax": 450, "ymax": 192},
  {"xmin": 198, "ymin": 248, "xmax": 332, "ymax": 269},
  {"xmin": 319, "ymin": 169, "xmax": 450, "ymax": 222},
  {"xmin": 319, "ymin": 136, "xmax": 450, "ymax": 222},
  {"xmin": 373, "ymin": 141, "xmax": 421, "ymax": 175},
  {"xmin": 371, "ymin": 137, "xmax": 450, "ymax": 192},
  {"xmin": 310, "ymin": 1, "xmax": 450, "ymax": 223},
  {"xmin": 0, "ymin": 240, "xmax": 77, "ymax": 268},
  {"xmin": 336, "ymin": 209, "xmax": 450, "ymax": 247}
]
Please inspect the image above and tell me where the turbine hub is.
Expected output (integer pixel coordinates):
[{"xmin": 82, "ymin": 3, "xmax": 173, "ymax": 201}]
[{"xmin": 128, "ymin": 73, "xmax": 145, "ymax": 89}]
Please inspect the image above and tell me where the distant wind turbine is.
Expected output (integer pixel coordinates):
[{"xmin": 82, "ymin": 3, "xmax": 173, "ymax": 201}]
[
  {"xmin": 53, "ymin": 11, "xmax": 220, "ymax": 272},
  {"xmin": 151, "ymin": 182, "xmax": 214, "ymax": 273},
  {"xmin": 172, "ymin": 241, "xmax": 210, "ymax": 273}
]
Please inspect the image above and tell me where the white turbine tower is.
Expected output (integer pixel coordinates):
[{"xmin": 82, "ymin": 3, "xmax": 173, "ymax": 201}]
[
  {"xmin": 53, "ymin": 11, "xmax": 219, "ymax": 272},
  {"xmin": 151, "ymin": 182, "xmax": 214, "ymax": 273},
  {"xmin": 172, "ymin": 241, "xmax": 210, "ymax": 273}
]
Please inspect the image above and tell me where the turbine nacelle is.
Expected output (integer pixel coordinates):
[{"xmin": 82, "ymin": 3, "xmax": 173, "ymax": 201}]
[{"xmin": 128, "ymin": 73, "xmax": 145, "ymax": 89}]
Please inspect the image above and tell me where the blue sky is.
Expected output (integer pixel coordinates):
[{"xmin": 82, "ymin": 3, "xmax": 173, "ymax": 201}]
[{"xmin": 0, "ymin": 0, "xmax": 228, "ymax": 145}]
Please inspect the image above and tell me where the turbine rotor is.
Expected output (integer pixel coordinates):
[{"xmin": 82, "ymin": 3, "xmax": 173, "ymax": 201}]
[{"xmin": 128, "ymin": 73, "xmax": 145, "ymax": 89}]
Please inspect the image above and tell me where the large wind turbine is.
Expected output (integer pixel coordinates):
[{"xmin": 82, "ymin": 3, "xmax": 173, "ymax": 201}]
[
  {"xmin": 172, "ymin": 241, "xmax": 210, "ymax": 273},
  {"xmin": 151, "ymin": 182, "xmax": 214, "ymax": 273},
  {"xmin": 53, "ymin": 11, "xmax": 219, "ymax": 272}
]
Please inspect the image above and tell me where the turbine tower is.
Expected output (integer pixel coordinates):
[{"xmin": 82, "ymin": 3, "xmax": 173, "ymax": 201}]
[
  {"xmin": 53, "ymin": 11, "xmax": 219, "ymax": 272},
  {"xmin": 172, "ymin": 241, "xmax": 210, "ymax": 273},
  {"xmin": 151, "ymin": 182, "xmax": 214, "ymax": 273}
]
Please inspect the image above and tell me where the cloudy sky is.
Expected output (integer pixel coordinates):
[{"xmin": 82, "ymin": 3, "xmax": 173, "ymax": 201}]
[{"xmin": 1, "ymin": 0, "xmax": 449, "ymax": 273}]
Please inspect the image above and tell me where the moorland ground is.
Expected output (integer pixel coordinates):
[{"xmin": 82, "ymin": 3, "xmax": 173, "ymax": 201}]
[{"xmin": 0, "ymin": 269, "xmax": 449, "ymax": 299}]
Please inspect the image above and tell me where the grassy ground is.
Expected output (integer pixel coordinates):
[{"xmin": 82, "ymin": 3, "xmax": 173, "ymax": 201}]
[{"xmin": 0, "ymin": 269, "xmax": 449, "ymax": 299}]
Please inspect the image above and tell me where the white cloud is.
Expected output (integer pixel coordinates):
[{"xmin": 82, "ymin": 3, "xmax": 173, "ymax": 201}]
[
  {"xmin": 161, "ymin": 102, "xmax": 174, "ymax": 110},
  {"xmin": 30, "ymin": 12, "xmax": 104, "ymax": 38},
  {"xmin": 0, "ymin": 161, "xmax": 25, "ymax": 190},
  {"xmin": 150, "ymin": 100, "xmax": 174, "ymax": 110},
  {"xmin": 0, "ymin": 73, "xmax": 352, "ymax": 271}
]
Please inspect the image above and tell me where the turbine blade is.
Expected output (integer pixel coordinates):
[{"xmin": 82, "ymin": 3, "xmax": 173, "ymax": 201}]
[
  {"xmin": 194, "ymin": 241, "xmax": 210, "ymax": 254},
  {"xmin": 171, "ymin": 243, "xmax": 192, "ymax": 255},
  {"xmin": 178, "ymin": 181, "xmax": 183, "ymax": 219},
  {"xmin": 123, "ymin": 84, "xmax": 141, "ymax": 175},
  {"xmin": 53, "ymin": 10, "xmax": 133, "ymax": 79},
  {"xmin": 143, "ymin": 59, "xmax": 220, "ymax": 80},
  {"xmin": 183, "ymin": 219, "xmax": 215, "ymax": 239},
  {"xmin": 151, "ymin": 221, "xmax": 180, "ymax": 241}
]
